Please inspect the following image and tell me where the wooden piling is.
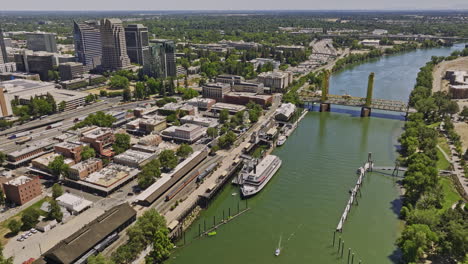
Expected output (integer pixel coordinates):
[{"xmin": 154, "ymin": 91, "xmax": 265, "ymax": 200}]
[
  {"xmin": 213, "ymin": 216, "xmax": 215, "ymax": 227},
  {"xmin": 333, "ymin": 231, "xmax": 336, "ymax": 246},
  {"xmin": 347, "ymin": 248, "xmax": 351, "ymax": 264},
  {"xmin": 198, "ymin": 224, "xmax": 201, "ymax": 236},
  {"xmin": 338, "ymin": 237, "xmax": 341, "ymax": 253},
  {"xmin": 351, "ymin": 253, "xmax": 354, "ymax": 264},
  {"xmin": 204, "ymin": 219, "xmax": 206, "ymax": 232},
  {"xmin": 341, "ymin": 241, "xmax": 344, "ymax": 258}
]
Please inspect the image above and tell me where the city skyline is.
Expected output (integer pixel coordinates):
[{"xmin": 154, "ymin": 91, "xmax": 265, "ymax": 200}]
[{"xmin": 1, "ymin": 0, "xmax": 468, "ymax": 11}]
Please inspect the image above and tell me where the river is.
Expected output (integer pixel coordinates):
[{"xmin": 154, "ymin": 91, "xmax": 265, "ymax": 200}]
[{"xmin": 167, "ymin": 44, "xmax": 466, "ymax": 264}]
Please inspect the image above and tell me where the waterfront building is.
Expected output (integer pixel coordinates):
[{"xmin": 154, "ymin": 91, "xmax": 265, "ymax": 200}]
[
  {"xmin": 275, "ymin": 103, "xmax": 297, "ymax": 121},
  {"xmin": 2, "ymin": 176, "xmax": 42, "ymax": 205},
  {"xmin": 202, "ymin": 82, "xmax": 231, "ymax": 101},
  {"xmin": 124, "ymin": 24, "xmax": 150, "ymax": 65},
  {"xmin": 73, "ymin": 21, "xmax": 102, "ymax": 71},
  {"xmin": 58, "ymin": 62, "xmax": 84, "ymax": 81},
  {"xmin": 26, "ymin": 32, "xmax": 57, "ymax": 52},
  {"xmin": 39, "ymin": 203, "xmax": 136, "ymax": 264},
  {"xmin": 100, "ymin": 18, "xmax": 131, "ymax": 71}
]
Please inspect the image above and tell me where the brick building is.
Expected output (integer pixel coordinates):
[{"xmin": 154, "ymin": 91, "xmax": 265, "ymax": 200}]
[
  {"xmin": 2, "ymin": 176, "xmax": 42, "ymax": 205},
  {"xmin": 54, "ymin": 141, "xmax": 84, "ymax": 163},
  {"xmin": 68, "ymin": 158, "xmax": 103, "ymax": 180},
  {"xmin": 81, "ymin": 127, "xmax": 115, "ymax": 156}
]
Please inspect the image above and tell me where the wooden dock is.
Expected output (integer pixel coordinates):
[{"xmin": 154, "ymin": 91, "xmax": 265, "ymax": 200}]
[
  {"xmin": 200, "ymin": 207, "xmax": 251, "ymax": 237},
  {"xmin": 336, "ymin": 156, "xmax": 373, "ymax": 232}
]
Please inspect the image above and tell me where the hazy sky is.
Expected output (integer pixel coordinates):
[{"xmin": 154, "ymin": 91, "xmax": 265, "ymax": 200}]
[{"xmin": 2, "ymin": 0, "xmax": 468, "ymax": 11}]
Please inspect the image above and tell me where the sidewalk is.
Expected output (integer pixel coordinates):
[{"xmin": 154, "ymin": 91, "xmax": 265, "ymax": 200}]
[{"xmin": 440, "ymin": 138, "xmax": 468, "ymax": 198}]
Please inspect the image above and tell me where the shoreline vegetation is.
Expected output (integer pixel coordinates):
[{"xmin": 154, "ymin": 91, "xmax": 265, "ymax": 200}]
[
  {"xmin": 332, "ymin": 40, "xmax": 445, "ymax": 73},
  {"xmin": 396, "ymin": 48, "xmax": 468, "ymax": 263}
]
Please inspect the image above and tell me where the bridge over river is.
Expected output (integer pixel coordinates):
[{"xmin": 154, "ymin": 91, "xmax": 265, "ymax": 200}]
[
  {"xmin": 300, "ymin": 70, "xmax": 415, "ymax": 115},
  {"xmin": 300, "ymin": 94, "xmax": 414, "ymax": 113}
]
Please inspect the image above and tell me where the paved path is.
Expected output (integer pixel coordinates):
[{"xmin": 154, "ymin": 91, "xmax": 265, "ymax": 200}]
[{"xmin": 440, "ymin": 137, "xmax": 468, "ymax": 198}]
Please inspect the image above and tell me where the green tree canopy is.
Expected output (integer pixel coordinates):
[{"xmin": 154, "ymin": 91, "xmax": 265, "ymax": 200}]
[
  {"xmin": 138, "ymin": 159, "xmax": 161, "ymax": 189},
  {"xmin": 52, "ymin": 183, "xmax": 64, "ymax": 199},
  {"xmin": 109, "ymin": 75, "xmax": 129, "ymax": 90},
  {"xmin": 81, "ymin": 146, "xmax": 96, "ymax": 161},
  {"xmin": 7, "ymin": 219, "xmax": 21, "ymax": 234},
  {"xmin": 176, "ymin": 144, "xmax": 193, "ymax": 159},
  {"xmin": 159, "ymin": 150, "xmax": 178, "ymax": 171},
  {"xmin": 48, "ymin": 156, "xmax": 69, "ymax": 179},
  {"xmin": 21, "ymin": 208, "xmax": 40, "ymax": 230},
  {"xmin": 48, "ymin": 200, "xmax": 63, "ymax": 222},
  {"xmin": 113, "ymin": 133, "xmax": 131, "ymax": 155}
]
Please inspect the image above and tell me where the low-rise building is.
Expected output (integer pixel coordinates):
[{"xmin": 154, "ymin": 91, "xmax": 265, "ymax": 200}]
[
  {"xmin": 114, "ymin": 149, "xmax": 156, "ymax": 168},
  {"xmin": 275, "ymin": 103, "xmax": 297, "ymax": 121},
  {"xmin": 249, "ymin": 58, "xmax": 280, "ymax": 70},
  {"xmin": 0, "ymin": 62, "xmax": 17, "ymax": 73},
  {"xmin": 139, "ymin": 118, "xmax": 167, "ymax": 133},
  {"xmin": 215, "ymin": 74, "xmax": 244, "ymax": 85},
  {"xmin": 161, "ymin": 124, "xmax": 206, "ymax": 143},
  {"xmin": 40, "ymin": 203, "xmax": 136, "ymax": 264},
  {"xmin": 138, "ymin": 134, "xmax": 162, "ymax": 146},
  {"xmin": 2, "ymin": 176, "xmax": 42, "ymax": 205},
  {"xmin": 223, "ymin": 92, "xmax": 273, "ymax": 107},
  {"xmin": 68, "ymin": 158, "xmax": 103, "ymax": 180},
  {"xmin": 185, "ymin": 97, "xmax": 216, "ymax": 111},
  {"xmin": 361, "ymin": 39, "xmax": 380, "ymax": 46},
  {"xmin": 58, "ymin": 62, "xmax": 84, "ymax": 81},
  {"xmin": 180, "ymin": 115, "xmax": 219, "ymax": 127},
  {"xmin": 54, "ymin": 141, "xmax": 83, "ymax": 163},
  {"xmin": 31, "ymin": 152, "xmax": 75, "ymax": 174},
  {"xmin": 211, "ymin": 102, "xmax": 246, "ymax": 114},
  {"xmin": 202, "ymin": 82, "xmax": 231, "ymax": 101},
  {"xmin": 232, "ymin": 82, "xmax": 264, "ymax": 94},
  {"xmin": 257, "ymin": 71, "xmax": 293, "ymax": 92},
  {"xmin": 81, "ymin": 127, "xmax": 115, "ymax": 156},
  {"xmin": 7, "ymin": 140, "xmax": 54, "ymax": 167},
  {"xmin": 56, "ymin": 193, "xmax": 92, "ymax": 215}
]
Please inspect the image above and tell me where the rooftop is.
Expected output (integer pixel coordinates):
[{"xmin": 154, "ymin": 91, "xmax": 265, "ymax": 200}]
[
  {"xmin": 82, "ymin": 127, "xmax": 113, "ymax": 139},
  {"xmin": 56, "ymin": 193, "xmax": 93, "ymax": 212},
  {"xmin": 70, "ymin": 158, "xmax": 102, "ymax": 172},
  {"xmin": 9, "ymin": 140, "xmax": 53, "ymax": 158},
  {"xmin": 175, "ymin": 123, "xmax": 203, "ymax": 132},
  {"xmin": 5, "ymin": 176, "xmax": 34, "ymax": 186},
  {"xmin": 84, "ymin": 164, "xmax": 139, "ymax": 188},
  {"xmin": 212, "ymin": 102, "xmax": 246, "ymax": 112},
  {"xmin": 114, "ymin": 149, "xmax": 155, "ymax": 164}
]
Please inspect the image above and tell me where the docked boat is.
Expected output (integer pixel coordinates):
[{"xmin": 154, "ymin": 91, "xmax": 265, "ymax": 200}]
[
  {"xmin": 277, "ymin": 135, "xmax": 286, "ymax": 146},
  {"xmin": 240, "ymin": 155, "xmax": 282, "ymax": 197}
]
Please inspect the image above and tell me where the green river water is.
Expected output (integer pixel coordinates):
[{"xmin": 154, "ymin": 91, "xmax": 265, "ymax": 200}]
[{"xmin": 167, "ymin": 44, "xmax": 466, "ymax": 264}]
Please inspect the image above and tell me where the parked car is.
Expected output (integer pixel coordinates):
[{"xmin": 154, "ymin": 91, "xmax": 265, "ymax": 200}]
[{"xmin": 30, "ymin": 228, "xmax": 37, "ymax": 234}]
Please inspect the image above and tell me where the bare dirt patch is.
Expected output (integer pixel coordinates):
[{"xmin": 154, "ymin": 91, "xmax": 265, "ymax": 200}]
[
  {"xmin": 432, "ymin": 56, "xmax": 468, "ymax": 93},
  {"xmin": 454, "ymin": 121, "xmax": 468, "ymax": 152}
]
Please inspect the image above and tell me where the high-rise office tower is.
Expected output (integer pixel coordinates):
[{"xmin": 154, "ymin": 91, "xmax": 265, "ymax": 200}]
[
  {"xmin": 124, "ymin": 24, "xmax": 149, "ymax": 65},
  {"xmin": 0, "ymin": 28, "xmax": 8, "ymax": 64},
  {"xmin": 100, "ymin": 18, "xmax": 131, "ymax": 71},
  {"xmin": 144, "ymin": 39, "xmax": 176, "ymax": 78},
  {"xmin": 26, "ymin": 32, "xmax": 57, "ymax": 53},
  {"xmin": 73, "ymin": 21, "xmax": 102, "ymax": 71}
]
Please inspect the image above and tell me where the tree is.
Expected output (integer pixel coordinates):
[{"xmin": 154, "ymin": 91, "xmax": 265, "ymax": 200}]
[
  {"xmin": 48, "ymin": 156, "xmax": 69, "ymax": 179},
  {"xmin": 52, "ymin": 183, "xmax": 64, "ymax": 199},
  {"xmin": 21, "ymin": 208, "xmax": 40, "ymax": 230},
  {"xmin": 460, "ymin": 106, "xmax": 468, "ymax": 120},
  {"xmin": 85, "ymin": 94, "xmax": 96, "ymax": 104},
  {"xmin": 397, "ymin": 224, "xmax": 438, "ymax": 263},
  {"xmin": 88, "ymin": 254, "xmax": 114, "ymax": 264},
  {"xmin": 109, "ymin": 75, "xmax": 129, "ymax": 90},
  {"xmin": 0, "ymin": 151, "xmax": 5, "ymax": 164},
  {"xmin": 134, "ymin": 82, "xmax": 146, "ymax": 100},
  {"xmin": 123, "ymin": 88, "xmax": 132, "ymax": 102},
  {"xmin": 0, "ymin": 189, "xmax": 4, "ymax": 206},
  {"xmin": 207, "ymin": 127, "xmax": 218, "ymax": 139},
  {"xmin": 81, "ymin": 146, "xmax": 96, "ymax": 161},
  {"xmin": 219, "ymin": 109, "xmax": 229, "ymax": 124},
  {"xmin": 176, "ymin": 144, "xmax": 193, "ymax": 159},
  {"xmin": 113, "ymin": 133, "xmax": 131, "ymax": 155},
  {"xmin": 138, "ymin": 159, "xmax": 161, "ymax": 189},
  {"xmin": 182, "ymin": 88, "xmax": 199, "ymax": 100},
  {"xmin": 218, "ymin": 131, "xmax": 237, "ymax": 149},
  {"xmin": 58, "ymin": 101, "xmax": 66, "ymax": 112},
  {"xmin": 159, "ymin": 150, "xmax": 178, "ymax": 171},
  {"xmin": 7, "ymin": 219, "xmax": 21, "ymax": 234},
  {"xmin": 73, "ymin": 111, "xmax": 116, "ymax": 129},
  {"xmin": 48, "ymin": 200, "xmax": 63, "ymax": 222},
  {"xmin": 145, "ymin": 229, "xmax": 173, "ymax": 264}
]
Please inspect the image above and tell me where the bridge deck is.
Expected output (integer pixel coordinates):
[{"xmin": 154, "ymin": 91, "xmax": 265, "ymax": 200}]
[{"xmin": 301, "ymin": 94, "xmax": 411, "ymax": 112}]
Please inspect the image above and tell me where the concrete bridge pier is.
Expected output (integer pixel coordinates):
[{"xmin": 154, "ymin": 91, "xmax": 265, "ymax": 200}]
[
  {"xmin": 360, "ymin": 107, "xmax": 371, "ymax": 117},
  {"xmin": 320, "ymin": 103, "xmax": 331, "ymax": 112}
]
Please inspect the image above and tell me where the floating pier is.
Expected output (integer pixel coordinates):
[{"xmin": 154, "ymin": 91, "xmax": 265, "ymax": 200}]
[
  {"xmin": 336, "ymin": 153, "xmax": 373, "ymax": 232},
  {"xmin": 200, "ymin": 207, "xmax": 251, "ymax": 237}
]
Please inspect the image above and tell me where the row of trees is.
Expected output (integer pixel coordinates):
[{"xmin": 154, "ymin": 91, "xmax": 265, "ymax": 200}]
[
  {"xmin": 397, "ymin": 55, "xmax": 468, "ymax": 263},
  {"xmin": 12, "ymin": 94, "xmax": 57, "ymax": 122},
  {"xmin": 138, "ymin": 145, "xmax": 193, "ymax": 189}
]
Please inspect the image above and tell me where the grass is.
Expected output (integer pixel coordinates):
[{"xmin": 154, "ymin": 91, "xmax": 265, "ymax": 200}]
[
  {"xmin": 0, "ymin": 197, "xmax": 50, "ymax": 245},
  {"xmin": 436, "ymin": 147, "xmax": 451, "ymax": 171},
  {"xmin": 427, "ymin": 122, "xmax": 441, "ymax": 129},
  {"xmin": 437, "ymin": 136, "xmax": 451, "ymax": 157},
  {"xmin": 439, "ymin": 177, "xmax": 463, "ymax": 211}
]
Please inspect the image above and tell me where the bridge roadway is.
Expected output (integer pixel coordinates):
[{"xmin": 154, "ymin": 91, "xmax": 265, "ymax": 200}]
[{"xmin": 300, "ymin": 94, "xmax": 413, "ymax": 112}]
